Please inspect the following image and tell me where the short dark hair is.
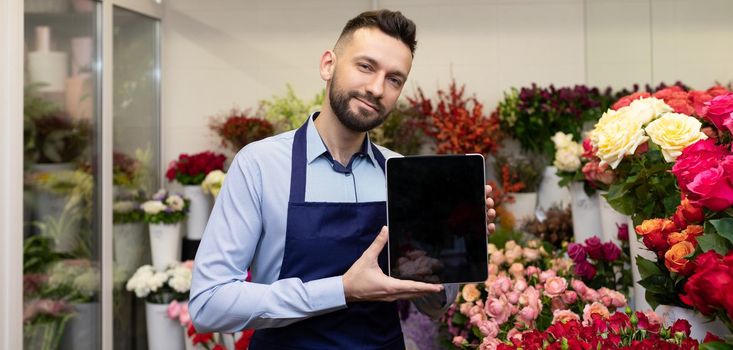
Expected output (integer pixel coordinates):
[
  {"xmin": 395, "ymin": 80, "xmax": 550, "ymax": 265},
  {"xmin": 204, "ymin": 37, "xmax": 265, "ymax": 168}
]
[{"xmin": 337, "ymin": 9, "xmax": 417, "ymax": 56}]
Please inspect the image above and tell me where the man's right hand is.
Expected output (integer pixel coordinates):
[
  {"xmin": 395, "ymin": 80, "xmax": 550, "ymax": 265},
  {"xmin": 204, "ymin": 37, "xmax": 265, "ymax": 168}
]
[{"xmin": 342, "ymin": 226, "xmax": 443, "ymax": 303}]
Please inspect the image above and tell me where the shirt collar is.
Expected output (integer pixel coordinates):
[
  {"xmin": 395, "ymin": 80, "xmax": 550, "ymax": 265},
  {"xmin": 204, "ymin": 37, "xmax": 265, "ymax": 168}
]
[{"xmin": 305, "ymin": 112, "xmax": 377, "ymax": 167}]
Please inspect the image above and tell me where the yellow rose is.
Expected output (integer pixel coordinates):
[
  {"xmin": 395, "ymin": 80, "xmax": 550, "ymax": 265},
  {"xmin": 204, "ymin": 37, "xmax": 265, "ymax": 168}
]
[
  {"xmin": 461, "ymin": 283, "xmax": 481, "ymax": 302},
  {"xmin": 627, "ymin": 97, "xmax": 673, "ymax": 125},
  {"xmin": 595, "ymin": 115, "xmax": 648, "ymax": 169},
  {"xmin": 645, "ymin": 113, "xmax": 707, "ymax": 162},
  {"xmin": 590, "ymin": 108, "xmax": 627, "ymax": 147},
  {"xmin": 553, "ymin": 143, "xmax": 583, "ymax": 172}
]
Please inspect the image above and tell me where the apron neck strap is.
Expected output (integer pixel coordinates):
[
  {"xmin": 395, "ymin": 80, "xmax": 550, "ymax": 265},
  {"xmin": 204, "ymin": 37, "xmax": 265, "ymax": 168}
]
[{"xmin": 290, "ymin": 119, "xmax": 386, "ymax": 203}]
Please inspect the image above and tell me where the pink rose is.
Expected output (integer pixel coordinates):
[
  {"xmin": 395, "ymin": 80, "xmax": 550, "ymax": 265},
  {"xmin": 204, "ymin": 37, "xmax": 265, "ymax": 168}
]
[
  {"xmin": 488, "ymin": 263, "xmax": 499, "ymax": 276},
  {"xmin": 493, "ymin": 276, "xmax": 512, "ymax": 295},
  {"xmin": 570, "ymin": 279, "xmax": 588, "ymax": 295},
  {"xmin": 552, "ymin": 309, "xmax": 580, "ymax": 324},
  {"xmin": 644, "ymin": 310, "xmax": 663, "ymax": 326},
  {"xmin": 525, "ymin": 266, "xmax": 541, "ymax": 277},
  {"xmin": 523, "ymin": 248, "xmax": 540, "ymax": 261},
  {"xmin": 672, "ymin": 139, "xmax": 727, "ymax": 194},
  {"xmin": 704, "ymin": 93, "xmax": 733, "ymax": 131},
  {"xmin": 520, "ymin": 286, "xmax": 542, "ymax": 311},
  {"xmin": 687, "ymin": 160, "xmax": 733, "ymax": 211},
  {"xmin": 513, "ymin": 278, "xmax": 528, "ymax": 293},
  {"xmin": 582, "ymin": 289, "xmax": 600, "ymax": 303},
  {"xmin": 489, "ymin": 251, "xmax": 505, "ymax": 265},
  {"xmin": 550, "ymin": 297, "xmax": 566, "ymax": 312},
  {"xmin": 539, "ymin": 270, "xmax": 556, "ymax": 283},
  {"xmin": 470, "ymin": 312, "xmax": 486, "ymax": 326},
  {"xmin": 509, "ymin": 263, "xmax": 524, "ymax": 278},
  {"xmin": 543, "ymin": 276, "xmax": 568, "ymax": 298},
  {"xmin": 479, "ymin": 338, "xmax": 501, "ymax": 350},
  {"xmin": 582, "ymin": 302, "xmax": 610, "ymax": 326},
  {"xmin": 518, "ymin": 305, "xmax": 539, "ymax": 324},
  {"xmin": 478, "ymin": 319, "xmax": 500, "ymax": 338},
  {"xmin": 507, "ymin": 328, "xmax": 522, "ymax": 341},
  {"xmin": 459, "ymin": 302, "xmax": 473, "ymax": 315},
  {"xmin": 506, "ymin": 291, "xmax": 520, "ymax": 305},
  {"xmin": 610, "ymin": 290, "xmax": 627, "ymax": 308},
  {"xmin": 452, "ymin": 336, "xmax": 467, "ymax": 347},
  {"xmin": 561, "ymin": 290, "xmax": 578, "ymax": 304},
  {"xmin": 167, "ymin": 300, "xmax": 181, "ymax": 319},
  {"xmin": 485, "ymin": 297, "xmax": 511, "ymax": 325}
]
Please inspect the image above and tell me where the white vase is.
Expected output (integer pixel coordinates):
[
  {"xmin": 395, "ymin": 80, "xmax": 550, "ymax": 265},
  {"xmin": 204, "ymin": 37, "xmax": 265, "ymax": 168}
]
[
  {"xmin": 183, "ymin": 185, "xmax": 212, "ymax": 240},
  {"xmin": 145, "ymin": 302, "xmax": 185, "ymax": 350},
  {"xmin": 568, "ymin": 182, "xmax": 602, "ymax": 243},
  {"xmin": 655, "ymin": 304, "xmax": 729, "ymax": 341},
  {"xmin": 627, "ymin": 217, "xmax": 654, "ymax": 312},
  {"xmin": 598, "ymin": 191, "xmax": 629, "ymax": 247},
  {"xmin": 537, "ymin": 166, "xmax": 571, "ymax": 212},
  {"xmin": 504, "ymin": 192, "xmax": 537, "ymax": 223},
  {"xmin": 149, "ymin": 223, "xmax": 182, "ymax": 271},
  {"xmin": 60, "ymin": 302, "xmax": 99, "ymax": 350},
  {"xmin": 113, "ymin": 222, "xmax": 146, "ymax": 275}
]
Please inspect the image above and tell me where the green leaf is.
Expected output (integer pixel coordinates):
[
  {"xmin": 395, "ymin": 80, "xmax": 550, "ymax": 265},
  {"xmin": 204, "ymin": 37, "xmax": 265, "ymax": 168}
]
[
  {"xmin": 710, "ymin": 218, "xmax": 733, "ymax": 245},
  {"xmin": 700, "ymin": 342, "xmax": 733, "ymax": 350},
  {"xmin": 645, "ymin": 290, "xmax": 660, "ymax": 310},
  {"xmin": 636, "ymin": 256, "xmax": 662, "ymax": 279},
  {"xmin": 452, "ymin": 312, "xmax": 467, "ymax": 326},
  {"xmin": 697, "ymin": 233, "xmax": 732, "ymax": 255},
  {"xmin": 638, "ymin": 275, "xmax": 671, "ymax": 294}
]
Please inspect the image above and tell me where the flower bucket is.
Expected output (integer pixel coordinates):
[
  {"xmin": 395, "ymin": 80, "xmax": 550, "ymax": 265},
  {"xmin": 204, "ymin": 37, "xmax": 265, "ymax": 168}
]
[
  {"xmin": 146, "ymin": 302, "xmax": 184, "ymax": 350},
  {"xmin": 598, "ymin": 191, "xmax": 627, "ymax": 247},
  {"xmin": 537, "ymin": 166, "xmax": 571, "ymax": 212},
  {"xmin": 114, "ymin": 222, "xmax": 146, "ymax": 275},
  {"xmin": 655, "ymin": 304, "xmax": 728, "ymax": 341},
  {"xmin": 183, "ymin": 185, "xmax": 211, "ymax": 240},
  {"xmin": 24, "ymin": 320, "xmax": 68, "ymax": 350},
  {"xmin": 569, "ymin": 182, "xmax": 602, "ymax": 243},
  {"xmin": 504, "ymin": 192, "xmax": 537, "ymax": 223},
  {"xmin": 627, "ymin": 217, "xmax": 654, "ymax": 312},
  {"xmin": 60, "ymin": 302, "xmax": 99, "ymax": 350},
  {"xmin": 149, "ymin": 223, "xmax": 181, "ymax": 272}
]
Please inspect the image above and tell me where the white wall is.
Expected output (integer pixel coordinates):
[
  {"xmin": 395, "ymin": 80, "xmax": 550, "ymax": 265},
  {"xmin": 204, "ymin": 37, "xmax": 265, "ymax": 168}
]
[{"xmin": 162, "ymin": 0, "xmax": 733, "ymax": 167}]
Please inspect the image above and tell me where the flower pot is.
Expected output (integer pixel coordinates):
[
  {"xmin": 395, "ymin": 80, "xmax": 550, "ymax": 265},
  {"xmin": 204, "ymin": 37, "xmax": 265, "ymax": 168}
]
[
  {"xmin": 114, "ymin": 222, "xmax": 146, "ymax": 275},
  {"xmin": 569, "ymin": 182, "xmax": 602, "ymax": 243},
  {"xmin": 504, "ymin": 192, "xmax": 537, "ymax": 223},
  {"xmin": 627, "ymin": 217, "xmax": 654, "ymax": 312},
  {"xmin": 149, "ymin": 223, "xmax": 182, "ymax": 271},
  {"xmin": 537, "ymin": 166, "xmax": 571, "ymax": 212},
  {"xmin": 598, "ymin": 191, "xmax": 627, "ymax": 247},
  {"xmin": 146, "ymin": 302, "xmax": 185, "ymax": 350},
  {"xmin": 655, "ymin": 304, "xmax": 728, "ymax": 341},
  {"xmin": 60, "ymin": 302, "xmax": 99, "ymax": 350},
  {"xmin": 183, "ymin": 185, "xmax": 212, "ymax": 240}
]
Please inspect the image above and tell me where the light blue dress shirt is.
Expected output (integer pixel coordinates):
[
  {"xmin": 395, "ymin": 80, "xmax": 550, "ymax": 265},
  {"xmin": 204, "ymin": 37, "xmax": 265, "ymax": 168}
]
[{"xmin": 189, "ymin": 114, "xmax": 456, "ymax": 333}]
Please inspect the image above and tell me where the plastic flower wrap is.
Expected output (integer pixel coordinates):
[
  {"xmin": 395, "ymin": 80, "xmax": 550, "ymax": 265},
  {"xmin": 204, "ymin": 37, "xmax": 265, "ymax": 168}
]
[{"xmin": 201, "ymin": 170, "xmax": 226, "ymax": 197}]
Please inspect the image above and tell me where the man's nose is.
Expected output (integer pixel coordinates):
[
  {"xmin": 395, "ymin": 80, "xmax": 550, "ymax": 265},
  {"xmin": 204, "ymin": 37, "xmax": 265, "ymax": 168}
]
[{"xmin": 365, "ymin": 74, "xmax": 384, "ymax": 98}]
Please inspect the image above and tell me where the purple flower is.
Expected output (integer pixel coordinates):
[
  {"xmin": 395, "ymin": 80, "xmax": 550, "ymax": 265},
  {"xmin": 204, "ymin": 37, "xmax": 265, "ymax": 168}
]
[
  {"xmin": 617, "ymin": 223, "xmax": 629, "ymax": 241},
  {"xmin": 601, "ymin": 242, "xmax": 621, "ymax": 262},
  {"xmin": 584, "ymin": 237, "xmax": 603, "ymax": 261},
  {"xmin": 574, "ymin": 260, "xmax": 597, "ymax": 280},
  {"xmin": 567, "ymin": 243, "xmax": 587, "ymax": 263}
]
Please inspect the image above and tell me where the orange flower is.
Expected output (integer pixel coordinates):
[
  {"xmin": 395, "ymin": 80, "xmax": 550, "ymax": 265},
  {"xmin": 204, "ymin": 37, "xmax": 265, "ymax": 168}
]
[
  {"xmin": 636, "ymin": 218, "xmax": 677, "ymax": 236},
  {"xmin": 664, "ymin": 241, "xmax": 696, "ymax": 275}
]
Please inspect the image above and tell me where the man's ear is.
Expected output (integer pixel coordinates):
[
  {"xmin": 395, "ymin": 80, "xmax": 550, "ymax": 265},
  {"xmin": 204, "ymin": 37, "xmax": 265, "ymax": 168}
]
[{"xmin": 320, "ymin": 50, "xmax": 336, "ymax": 81}]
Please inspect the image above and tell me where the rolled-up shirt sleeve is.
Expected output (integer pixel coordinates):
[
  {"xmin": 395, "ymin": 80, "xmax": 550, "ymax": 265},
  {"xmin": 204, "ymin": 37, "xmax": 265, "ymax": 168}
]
[{"xmin": 188, "ymin": 149, "xmax": 346, "ymax": 333}]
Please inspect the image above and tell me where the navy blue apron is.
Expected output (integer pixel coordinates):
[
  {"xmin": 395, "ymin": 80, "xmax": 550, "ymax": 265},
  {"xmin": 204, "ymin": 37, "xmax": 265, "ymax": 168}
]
[{"xmin": 249, "ymin": 121, "xmax": 404, "ymax": 349}]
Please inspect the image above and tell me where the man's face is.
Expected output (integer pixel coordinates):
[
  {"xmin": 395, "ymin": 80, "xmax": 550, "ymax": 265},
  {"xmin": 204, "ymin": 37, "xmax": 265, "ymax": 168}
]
[{"xmin": 328, "ymin": 27, "xmax": 413, "ymax": 132}]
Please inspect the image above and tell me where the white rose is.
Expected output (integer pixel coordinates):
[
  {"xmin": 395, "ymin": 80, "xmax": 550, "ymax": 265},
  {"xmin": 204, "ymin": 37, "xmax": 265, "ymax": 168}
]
[
  {"xmin": 627, "ymin": 97, "xmax": 673, "ymax": 125},
  {"xmin": 590, "ymin": 108, "xmax": 627, "ymax": 147},
  {"xmin": 645, "ymin": 112, "xmax": 708, "ymax": 162},
  {"xmin": 165, "ymin": 194, "xmax": 185, "ymax": 211},
  {"xmin": 201, "ymin": 170, "xmax": 226, "ymax": 197},
  {"xmin": 141, "ymin": 200, "xmax": 166, "ymax": 215},
  {"xmin": 551, "ymin": 132, "xmax": 575, "ymax": 150},
  {"xmin": 595, "ymin": 115, "xmax": 649, "ymax": 169},
  {"xmin": 113, "ymin": 201, "xmax": 135, "ymax": 213},
  {"xmin": 553, "ymin": 143, "xmax": 583, "ymax": 172},
  {"xmin": 167, "ymin": 265, "xmax": 193, "ymax": 293}
]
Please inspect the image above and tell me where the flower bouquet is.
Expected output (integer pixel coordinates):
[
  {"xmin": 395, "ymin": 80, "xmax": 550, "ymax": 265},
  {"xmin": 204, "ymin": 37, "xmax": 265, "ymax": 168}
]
[
  {"xmin": 127, "ymin": 262, "xmax": 192, "ymax": 350},
  {"xmin": 210, "ymin": 108, "xmax": 275, "ymax": 152},
  {"xmin": 494, "ymin": 152, "xmax": 545, "ymax": 225},
  {"xmin": 443, "ymin": 240, "xmax": 628, "ymax": 349},
  {"xmin": 141, "ymin": 189, "xmax": 188, "ymax": 271},
  {"xmin": 407, "ymin": 79, "xmax": 502, "ymax": 156},
  {"xmin": 495, "ymin": 309, "xmax": 703, "ymax": 350},
  {"xmin": 258, "ymin": 84, "xmax": 324, "ymax": 132}
]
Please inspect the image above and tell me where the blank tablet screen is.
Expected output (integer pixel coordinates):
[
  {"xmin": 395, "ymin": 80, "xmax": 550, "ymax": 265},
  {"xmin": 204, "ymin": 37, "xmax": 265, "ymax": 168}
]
[{"xmin": 386, "ymin": 154, "xmax": 488, "ymax": 284}]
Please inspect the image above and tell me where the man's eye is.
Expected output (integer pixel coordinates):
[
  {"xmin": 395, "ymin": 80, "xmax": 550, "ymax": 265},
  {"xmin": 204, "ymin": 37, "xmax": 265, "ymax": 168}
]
[
  {"xmin": 358, "ymin": 63, "xmax": 372, "ymax": 71},
  {"xmin": 388, "ymin": 77, "xmax": 403, "ymax": 87}
]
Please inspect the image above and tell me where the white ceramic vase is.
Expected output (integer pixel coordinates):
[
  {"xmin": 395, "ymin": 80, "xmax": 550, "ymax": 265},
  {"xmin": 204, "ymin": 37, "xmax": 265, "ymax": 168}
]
[
  {"xmin": 598, "ymin": 191, "xmax": 628, "ymax": 247},
  {"xmin": 537, "ymin": 166, "xmax": 571, "ymax": 212},
  {"xmin": 655, "ymin": 304, "xmax": 729, "ymax": 341},
  {"xmin": 149, "ymin": 223, "xmax": 181, "ymax": 271},
  {"xmin": 568, "ymin": 182, "xmax": 603, "ymax": 243},
  {"xmin": 504, "ymin": 192, "xmax": 537, "ymax": 223},
  {"xmin": 183, "ymin": 185, "xmax": 211, "ymax": 240},
  {"xmin": 113, "ymin": 222, "xmax": 146, "ymax": 275},
  {"xmin": 145, "ymin": 302, "xmax": 185, "ymax": 350},
  {"xmin": 60, "ymin": 302, "xmax": 99, "ymax": 350}
]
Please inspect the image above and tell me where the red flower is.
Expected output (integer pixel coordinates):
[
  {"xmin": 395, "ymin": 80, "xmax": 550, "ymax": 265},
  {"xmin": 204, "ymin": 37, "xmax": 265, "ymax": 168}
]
[
  {"xmin": 584, "ymin": 237, "xmax": 603, "ymax": 261},
  {"xmin": 687, "ymin": 158, "xmax": 733, "ymax": 211},
  {"xmin": 680, "ymin": 255, "xmax": 733, "ymax": 315},
  {"xmin": 601, "ymin": 242, "xmax": 621, "ymax": 262},
  {"xmin": 166, "ymin": 151, "xmax": 227, "ymax": 185},
  {"xmin": 635, "ymin": 311, "xmax": 660, "ymax": 333},
  {"xmin": 703, "ymin": 93, "xmax": 733, "ymax": 132},
  {"xmin": 607, "ymin": 312, "xmax": 631, "ymax": 334},
  {"xmin": 673, "ymin": 196, "xmax": 704, "ymax": 228},
  {"xmin": 670, "ymin": 319, "xmax": 692, "ymax": 337},
  {"xmin": 671, "ymin": 139, "xmax": 728, "ymax": 196},
  {"xmin": 612, "ymin": 92, "xmax": 651, "ymax": 110},
  {"xmin": 642, "ymin": 231, "xmax": 671, "ymax": 258}
]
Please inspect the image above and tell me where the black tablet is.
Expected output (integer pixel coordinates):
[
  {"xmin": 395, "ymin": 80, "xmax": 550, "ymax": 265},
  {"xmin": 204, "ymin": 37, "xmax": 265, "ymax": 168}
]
[{"xmin": 385, "ymin": 154, "xmax": 488, "ymax": 284}]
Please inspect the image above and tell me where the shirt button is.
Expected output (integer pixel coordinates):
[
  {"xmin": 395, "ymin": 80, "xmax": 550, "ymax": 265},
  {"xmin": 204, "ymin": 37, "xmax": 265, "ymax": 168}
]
[{"xmin": 345, "ymin": 172, "xmax": 351, "ymax": 177}]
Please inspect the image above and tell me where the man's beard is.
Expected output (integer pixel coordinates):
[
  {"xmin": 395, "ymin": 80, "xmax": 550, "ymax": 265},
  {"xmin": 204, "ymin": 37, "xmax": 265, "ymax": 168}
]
[{"xmin": 329, "ymin": 75, "xmax": 389, "ymax": 132}]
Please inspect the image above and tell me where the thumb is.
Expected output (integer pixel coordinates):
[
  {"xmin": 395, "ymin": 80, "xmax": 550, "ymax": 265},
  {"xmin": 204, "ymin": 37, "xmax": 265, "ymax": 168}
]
[{"xmin": 364, "ymin": 226, "xmax": 389, "ymax": 259}]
